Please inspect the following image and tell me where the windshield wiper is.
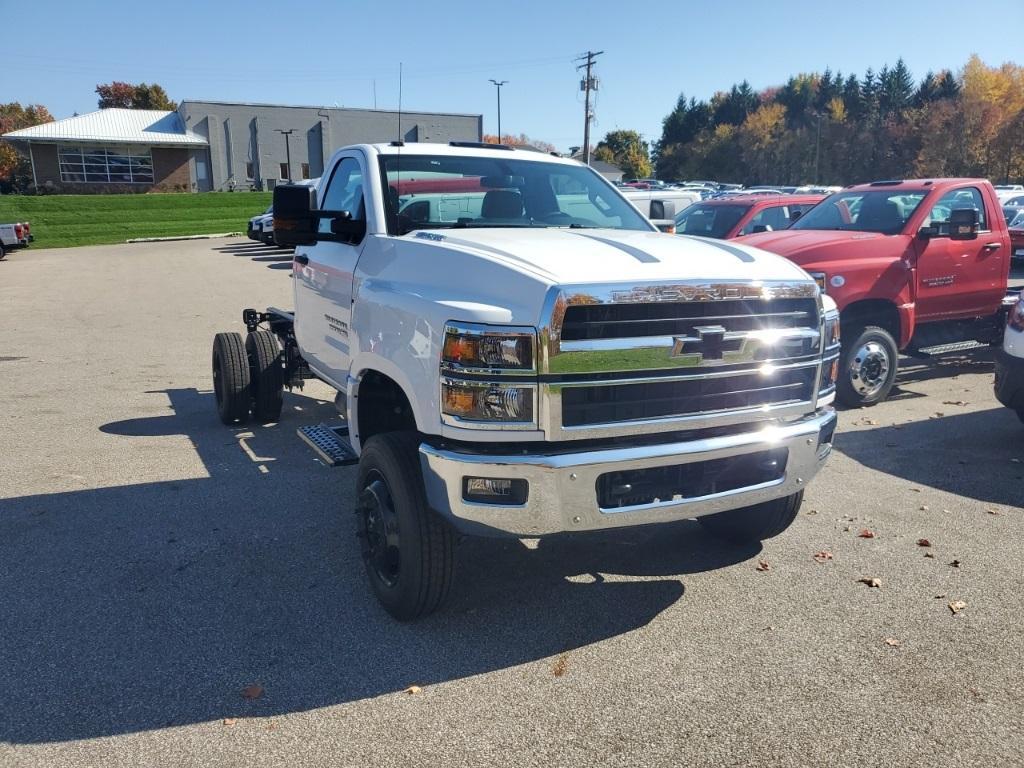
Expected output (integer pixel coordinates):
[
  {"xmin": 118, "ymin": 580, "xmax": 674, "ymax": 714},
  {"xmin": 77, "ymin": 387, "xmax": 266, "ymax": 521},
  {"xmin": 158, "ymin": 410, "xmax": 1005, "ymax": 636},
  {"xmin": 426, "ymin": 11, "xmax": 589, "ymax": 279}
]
[{"xmin": 451, "ymin": 221, "xmax": 549, "ymax": 229}]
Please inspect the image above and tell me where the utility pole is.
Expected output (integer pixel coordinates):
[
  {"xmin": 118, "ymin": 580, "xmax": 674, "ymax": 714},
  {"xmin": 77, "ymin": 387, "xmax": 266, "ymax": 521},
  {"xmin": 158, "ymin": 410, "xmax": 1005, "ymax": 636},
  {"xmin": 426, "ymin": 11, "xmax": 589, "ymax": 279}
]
[
  {"xmin": 275, "ymin": 129, "xmax": 294, "ymax": 180},
  {"xmin": 576, "ymin": 50, "xmax": 603, "ymax": 165},
  {"xmin": 489, "ymin": 79, "xmax": 508, "ymax": 142}
]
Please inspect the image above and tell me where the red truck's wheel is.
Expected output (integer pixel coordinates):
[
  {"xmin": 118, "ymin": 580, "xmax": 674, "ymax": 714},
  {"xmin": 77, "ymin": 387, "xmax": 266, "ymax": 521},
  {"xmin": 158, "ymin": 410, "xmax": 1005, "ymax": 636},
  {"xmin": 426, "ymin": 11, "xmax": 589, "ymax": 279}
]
[
  {"xmin": 212, "ymin": 332, "xmax": 251, "ymax": 425},
  {"xmin": 355, "ymin": 432, "xmax": 455, "ymax": 621},
  {"xmin": 836, "ymin": 326, "xmax": 899, "ymax": 407},
  {"xmin": 698, "ymin": 492, "xmax": 803, "ymax": 543}
]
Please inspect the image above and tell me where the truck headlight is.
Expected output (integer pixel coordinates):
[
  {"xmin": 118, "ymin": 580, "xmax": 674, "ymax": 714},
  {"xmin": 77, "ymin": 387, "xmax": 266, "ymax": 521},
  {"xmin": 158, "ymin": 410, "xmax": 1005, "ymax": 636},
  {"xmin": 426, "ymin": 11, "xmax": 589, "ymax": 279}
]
[
  {"xmin": 442, "ymin": 380, "xmax": 536, "ymax": 424},
  {"xmin": 442, "ymin": 323, "xmax": 536, "ymax": 372},
  {"xmin": 1009, "ymin": 298, "xmax": 1024, "ymax": 332}
]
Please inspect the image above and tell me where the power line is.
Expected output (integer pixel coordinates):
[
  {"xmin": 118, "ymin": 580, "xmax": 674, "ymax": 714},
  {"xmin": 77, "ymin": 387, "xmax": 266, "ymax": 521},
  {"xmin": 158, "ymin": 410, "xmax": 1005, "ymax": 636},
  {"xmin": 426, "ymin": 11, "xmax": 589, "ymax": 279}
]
[{"xmin": 575, "ymin": 51, "xmax": 603, "ymax": 165}]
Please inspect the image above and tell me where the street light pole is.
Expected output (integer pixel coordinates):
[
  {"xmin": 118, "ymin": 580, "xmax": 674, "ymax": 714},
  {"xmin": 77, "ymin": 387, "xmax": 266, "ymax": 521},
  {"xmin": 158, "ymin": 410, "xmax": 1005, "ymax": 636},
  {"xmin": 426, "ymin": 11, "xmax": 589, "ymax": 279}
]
[
  {"xmin": 489, "ymin": 79, "xmax": 507, "ymax": 142},
  {"xmin": 275, "ymin": 129, "xmax": 294, "ymax": 180}
]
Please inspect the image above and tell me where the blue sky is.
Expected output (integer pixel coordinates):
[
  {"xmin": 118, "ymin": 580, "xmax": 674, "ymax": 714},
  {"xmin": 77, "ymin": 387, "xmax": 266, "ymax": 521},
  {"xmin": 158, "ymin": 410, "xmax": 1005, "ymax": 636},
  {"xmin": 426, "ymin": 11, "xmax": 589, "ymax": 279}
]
[{"xmin": 1, "ymin": 0, "xmax": 1021, "ymax": 152}]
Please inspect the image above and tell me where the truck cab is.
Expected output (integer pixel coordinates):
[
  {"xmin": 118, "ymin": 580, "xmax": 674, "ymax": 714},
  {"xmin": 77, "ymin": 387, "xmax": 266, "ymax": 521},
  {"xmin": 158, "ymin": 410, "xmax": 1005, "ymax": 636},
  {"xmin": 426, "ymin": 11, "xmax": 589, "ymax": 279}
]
[
  {"xmin": 739, "ymin": 179, "xmax": 1014, "ymax": 406},
  {"xmin": 214, "ymin": 142, "xmax": 839, "ymax": 620}
]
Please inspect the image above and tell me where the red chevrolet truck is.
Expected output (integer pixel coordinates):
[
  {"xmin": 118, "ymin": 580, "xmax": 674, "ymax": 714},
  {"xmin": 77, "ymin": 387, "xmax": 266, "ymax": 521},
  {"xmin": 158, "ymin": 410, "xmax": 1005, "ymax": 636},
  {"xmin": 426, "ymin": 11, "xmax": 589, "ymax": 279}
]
[{"xmin": 739, "ymin": 179, "xmax": 1017, "ymax": 406}]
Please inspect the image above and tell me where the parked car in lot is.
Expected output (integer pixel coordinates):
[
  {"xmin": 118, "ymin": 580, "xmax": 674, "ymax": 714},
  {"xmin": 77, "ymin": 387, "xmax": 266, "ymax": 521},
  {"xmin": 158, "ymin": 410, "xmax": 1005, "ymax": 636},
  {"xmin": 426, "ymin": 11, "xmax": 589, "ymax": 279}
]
[
  {"xmin": 620, "ymin": 186, "xmax": 702, "ymax": 231},
  {"xmin": 995, "ymin": 184, "xmax": 1024, "ymax": 202},
  {"xmin": 213, "ymin": 142, "xmax": 839, "ymax": 619},
  {"xmin": 1009, "ymin": 210, "xmax": 1024, "ymax": 263},
  {"xmin": 0, "ymin": 221, "xmax": 32, "ymax": 260},
  {"xmin": 740, "ymin": 178, "xmax": 1018, "ymax": 407},
  {"xmin": 247, "ymin": 206, "xmax": 272, "ymax": 242},
  {"xmin": 994, "ymin": 295, "xmax": 1024, "ymax": 424},
  {"xmin": 675, "ymin": 195, "xmax": 825, "ymax": 239}
]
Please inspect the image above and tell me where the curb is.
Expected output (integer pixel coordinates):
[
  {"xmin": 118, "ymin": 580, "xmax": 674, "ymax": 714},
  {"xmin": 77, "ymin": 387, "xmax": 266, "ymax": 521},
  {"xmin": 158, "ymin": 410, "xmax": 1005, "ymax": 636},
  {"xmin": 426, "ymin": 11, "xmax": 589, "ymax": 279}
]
[{"xmin": 126, "ymin": 232, "xmax": 243, "ymax": 243}]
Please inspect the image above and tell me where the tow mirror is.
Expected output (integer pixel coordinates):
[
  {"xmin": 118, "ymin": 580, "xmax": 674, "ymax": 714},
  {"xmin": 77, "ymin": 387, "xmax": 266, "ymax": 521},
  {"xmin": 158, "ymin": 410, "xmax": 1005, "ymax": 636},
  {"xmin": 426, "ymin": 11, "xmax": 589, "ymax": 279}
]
[
  {"xmin": 751, "ymin": 224, "xmax": 773, "ymax": 234},
  {"xmin": 949, "ymin": 208, "xmax": 979, "ymax": 241},
  {"xmin": 329, "ymin": 211, "xmax": 367, "ymax": 242},
  {"xmin": 649, "ymin": 200, "xmax": 676, "ymax": 219},
  {"xmin": 917, "ymin": 225, "xmax": 937, "ymax": 240},
  {"xmin": 790, "ymin": 209, "xmax": 803, "ymax": 222},
  {"xmin": 273, "ymin": 184, "xmax": 318, "ymax": 246}
]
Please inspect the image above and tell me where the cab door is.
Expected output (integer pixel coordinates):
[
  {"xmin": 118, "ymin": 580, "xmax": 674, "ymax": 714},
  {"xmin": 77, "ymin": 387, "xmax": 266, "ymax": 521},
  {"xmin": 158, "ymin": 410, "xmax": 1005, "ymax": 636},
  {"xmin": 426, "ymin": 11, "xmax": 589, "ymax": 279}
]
[
  {"xmin": 914, "ymin": 185, "xmax": 1003, "ymax": 320},
  {"xmin": 293, "ymin": 154, "xmax": 368, "ymax": 389}
]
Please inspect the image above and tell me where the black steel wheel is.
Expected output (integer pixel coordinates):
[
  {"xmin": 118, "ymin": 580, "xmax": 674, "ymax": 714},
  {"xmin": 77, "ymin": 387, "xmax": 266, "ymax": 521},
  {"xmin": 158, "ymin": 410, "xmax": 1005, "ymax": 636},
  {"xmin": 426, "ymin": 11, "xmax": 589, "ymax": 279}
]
[
  {"xmin": 355, "ymin": 432, "xmax": 455, "ymax": 620},
  {"xmin": 246, "ymin": 330, "xmax": 284, "ymax": 423},
  {"xmin": 212, "ymin": 332, "xmax": 250, "ymax": 425},
  {"xmin": 698, "ymin": 491, "xmax": 803, "ymax": 544}
]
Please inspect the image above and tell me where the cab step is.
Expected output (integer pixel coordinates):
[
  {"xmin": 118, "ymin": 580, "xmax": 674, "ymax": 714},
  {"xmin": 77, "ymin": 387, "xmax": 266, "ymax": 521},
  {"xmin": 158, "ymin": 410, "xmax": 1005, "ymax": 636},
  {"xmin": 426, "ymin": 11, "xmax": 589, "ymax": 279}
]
[
  {"xmin": 297, "ymin": 423, "xmax": 359, "ymax": 467},
  {"xmin": 913, "ymin": 339, "xmax": 987, "ymax": 356}
]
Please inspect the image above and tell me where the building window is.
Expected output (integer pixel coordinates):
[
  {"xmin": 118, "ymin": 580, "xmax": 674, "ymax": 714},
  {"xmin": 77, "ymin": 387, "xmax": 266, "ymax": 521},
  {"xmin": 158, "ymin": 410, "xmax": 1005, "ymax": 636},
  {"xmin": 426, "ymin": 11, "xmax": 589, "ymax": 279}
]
[
  {"xmin": 280, "ymin": 162, "xmax": 290, "ymax": 180},
  {"xmin": 245, "ymin": 161, "xmax": 255, "ymax": 179},
  {"xmin": 301, "ymin": 162, "xmax": 310, "ymax": 180},
  {"xmin": 58, "ymin": 145, "xmax": 154, "ymax": 183}
]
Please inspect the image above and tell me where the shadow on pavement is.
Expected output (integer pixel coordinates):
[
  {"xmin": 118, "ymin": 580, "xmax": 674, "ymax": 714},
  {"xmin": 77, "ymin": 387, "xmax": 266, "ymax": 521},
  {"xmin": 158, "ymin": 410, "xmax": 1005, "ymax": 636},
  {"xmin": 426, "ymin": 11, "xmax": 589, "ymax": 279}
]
[{"xmin": 0, "ymin": 388, "xmax": 754, "ymax": 744}]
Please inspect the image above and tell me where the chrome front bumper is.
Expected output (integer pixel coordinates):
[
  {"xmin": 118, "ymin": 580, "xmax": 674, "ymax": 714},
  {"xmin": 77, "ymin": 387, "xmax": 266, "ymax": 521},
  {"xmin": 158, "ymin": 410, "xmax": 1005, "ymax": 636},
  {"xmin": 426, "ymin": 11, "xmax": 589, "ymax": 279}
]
[{"xmin": 419, "ymin": 408, "xmax": 836, "ymax": 536}]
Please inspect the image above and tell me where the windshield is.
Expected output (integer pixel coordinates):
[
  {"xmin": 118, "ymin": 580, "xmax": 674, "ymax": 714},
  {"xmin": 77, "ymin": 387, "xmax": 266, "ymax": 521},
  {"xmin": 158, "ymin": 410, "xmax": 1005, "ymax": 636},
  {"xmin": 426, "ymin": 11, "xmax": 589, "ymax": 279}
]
[
  {"xmin": 674, "ymin": 202, "xmax": 750, "ymax": 238},
  {"xmin": 378, "ymin": 154, "xmax": 653, "ymax": 235},
  {"xmin": 790, "ymin": 189, "xmax": 927, "ymax": 234}
]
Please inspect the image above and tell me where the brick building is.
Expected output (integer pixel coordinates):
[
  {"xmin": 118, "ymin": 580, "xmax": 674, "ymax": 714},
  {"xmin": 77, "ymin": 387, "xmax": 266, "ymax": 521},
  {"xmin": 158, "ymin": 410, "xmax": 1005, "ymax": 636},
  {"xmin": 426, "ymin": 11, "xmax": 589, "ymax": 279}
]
[{"xmin": 2, "ymin": 101, "xmax": 483, "ymax": 193}]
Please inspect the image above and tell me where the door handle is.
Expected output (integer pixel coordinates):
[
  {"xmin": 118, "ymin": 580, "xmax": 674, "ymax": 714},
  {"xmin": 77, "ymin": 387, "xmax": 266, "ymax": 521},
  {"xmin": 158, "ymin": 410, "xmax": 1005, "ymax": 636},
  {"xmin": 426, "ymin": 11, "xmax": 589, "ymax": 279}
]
[
  {"xmin": 982, "ymin": 242, "xmax": 1001, "ymax": 252},
  {"xmin": 294, "ymin": 253, "xmax": 309, "ymax": 265}
]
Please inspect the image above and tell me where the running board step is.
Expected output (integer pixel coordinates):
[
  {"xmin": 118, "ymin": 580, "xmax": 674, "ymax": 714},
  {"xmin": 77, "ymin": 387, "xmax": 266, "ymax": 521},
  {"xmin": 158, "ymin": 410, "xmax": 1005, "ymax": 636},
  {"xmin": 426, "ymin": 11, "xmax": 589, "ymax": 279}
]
[
  {"xmin": 914, "ymin": 340, "xmax": 987, "ymax": 356},
  {"xmin": 297, "ymin": 424, "xmax": 358, "ymax": 467}
]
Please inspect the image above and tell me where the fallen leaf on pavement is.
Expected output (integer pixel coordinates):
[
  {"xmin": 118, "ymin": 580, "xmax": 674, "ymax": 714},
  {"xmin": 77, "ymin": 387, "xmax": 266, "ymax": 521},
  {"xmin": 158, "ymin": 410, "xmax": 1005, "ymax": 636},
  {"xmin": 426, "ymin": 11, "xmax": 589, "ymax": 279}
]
[
  {"xmin": 949, "ymin": 600, "xmax": 967, "ymax": 615},
  {"xmin": 858, "ymin": 577, "xmax": 882, "ymax": 588},
  {"xmin": 858, "ymin": 529, "xmax": 876, "ymax": 538},
  {"xmin": 813, "ymin": 551, "xmax": 833, "ymax": 563},
  {"xmin": 756, "ymin": 560, "xmax": 770, "ymax": 572},
  {"xmin": 805, "ymin": 508, "xmax": 818, "ymax": 515},
  {"xmin": 884, "ymin": 637, "xmax": 902, "ymax": 647},
  {"xmin": 924, "ymin": 552, "xmax": 935, "ymax": 558},
  {"xmin": 552, "ymin": 653, "xmax": 570, "ymax": 677},
  {"xmin": 919, "ymin": 505, "xmax": 929, "ymax": 511},
  {"xmin": 942, "ymin": 400, "xmax": 967, "ymax": 406},
  {"xmin": 949, "ymin": 559, "xmax": 961, "ymax": 568},
  {"xmin": 917, "ymin": 538, "xmax": 932, "ymax": 547},
  {"xmin": 986, "ymin": 508, "xmax": 1001, "ymax": 515},
  {"xmin": 241, "ymin": 684, "xmax": 263, "ymax": 700},
  {"xmin": 223, "ymin": 718, "xmax": 238, "ymax": 726},
  {"xmin": 404, "ymin": 685, "xmax": 422, "ymax": 695}
]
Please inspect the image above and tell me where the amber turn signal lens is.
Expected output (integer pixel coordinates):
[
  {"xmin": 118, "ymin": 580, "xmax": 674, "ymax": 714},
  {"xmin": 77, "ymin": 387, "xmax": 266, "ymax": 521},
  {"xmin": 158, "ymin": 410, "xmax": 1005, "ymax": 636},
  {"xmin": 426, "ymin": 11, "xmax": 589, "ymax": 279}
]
[
  {"xmin": 443, "ymin": 385, "xmax": 477, "ymax": 416},
  {"xmin": 443, "ymin": 336, "xmax": 479, "ymax": 363}
]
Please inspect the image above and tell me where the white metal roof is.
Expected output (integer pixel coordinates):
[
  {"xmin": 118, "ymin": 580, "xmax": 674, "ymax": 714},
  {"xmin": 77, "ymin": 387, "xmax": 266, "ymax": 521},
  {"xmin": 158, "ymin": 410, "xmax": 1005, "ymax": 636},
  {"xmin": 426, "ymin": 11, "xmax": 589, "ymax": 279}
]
[{"xmin": 1, "ymin": 108, "xmax": 207, "ymax": 146}]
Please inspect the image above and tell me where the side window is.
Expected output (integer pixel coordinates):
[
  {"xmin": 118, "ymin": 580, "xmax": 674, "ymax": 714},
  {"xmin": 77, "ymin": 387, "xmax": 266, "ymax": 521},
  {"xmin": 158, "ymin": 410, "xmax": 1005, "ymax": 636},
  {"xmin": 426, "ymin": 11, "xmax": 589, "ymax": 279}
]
[
  {"xmin": 319, "ymin": 157, "xmax": 365, "ymax": 234},
  {"xmin": 924, "ymin": 187, "xmax": 987, "ymax": 235},
  {"xmin": 739, "ymin": 205, "xmax": 789, "ymax": 235},
  {"xmin": 549, "ymin": 173, "xmax": 623, "ymax": 227}
]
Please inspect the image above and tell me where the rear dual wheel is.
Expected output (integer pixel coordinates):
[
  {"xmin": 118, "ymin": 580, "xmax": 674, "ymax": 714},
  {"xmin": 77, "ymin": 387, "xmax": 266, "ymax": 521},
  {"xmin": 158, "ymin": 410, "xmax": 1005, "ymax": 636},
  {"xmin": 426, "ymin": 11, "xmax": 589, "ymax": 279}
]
[{"xmin": 211, "ymin": 330, "xmax": 283, "ymax": 425}]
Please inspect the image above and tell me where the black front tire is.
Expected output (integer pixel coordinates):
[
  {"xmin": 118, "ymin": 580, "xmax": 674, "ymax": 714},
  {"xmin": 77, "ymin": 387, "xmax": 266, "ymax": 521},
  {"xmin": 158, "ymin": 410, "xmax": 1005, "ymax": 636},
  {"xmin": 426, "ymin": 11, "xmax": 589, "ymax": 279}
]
[
  {"xmin": 355, "ymin": 432, "xmax": 455, "ymax": 621},
  {"xmin": 246, "ymin": 330, "xmax": 284, "ymax": 423},
  {"xmin": 698, "ymin": 492, "xmax": 803, "ymax": 544},
  {"xmin": 212, "ymin": 332, "xmax": 251, "ymax": 425},
  {"xmin": 836, "ymin": 325, "xmax": 899, "ymax": 407},
  {"xmin": 0, "ymin": 243, "xmax": 6, "ymax": 260}
]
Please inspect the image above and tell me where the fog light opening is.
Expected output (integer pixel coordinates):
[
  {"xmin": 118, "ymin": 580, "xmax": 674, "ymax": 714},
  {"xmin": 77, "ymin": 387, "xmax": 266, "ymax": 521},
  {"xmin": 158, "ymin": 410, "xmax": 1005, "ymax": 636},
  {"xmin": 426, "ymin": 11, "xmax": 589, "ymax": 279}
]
[{"xmin": 463, "ymin": 477, "xmax": 529, "ymax": 505}]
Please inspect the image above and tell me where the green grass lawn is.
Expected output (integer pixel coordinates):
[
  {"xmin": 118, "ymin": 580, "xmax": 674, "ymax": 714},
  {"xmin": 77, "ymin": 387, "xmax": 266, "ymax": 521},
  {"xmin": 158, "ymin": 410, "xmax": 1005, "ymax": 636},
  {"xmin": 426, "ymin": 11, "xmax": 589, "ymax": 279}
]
[{"xmin": 0, "ymin": 192, "xmax": 272, "ymax": 248}]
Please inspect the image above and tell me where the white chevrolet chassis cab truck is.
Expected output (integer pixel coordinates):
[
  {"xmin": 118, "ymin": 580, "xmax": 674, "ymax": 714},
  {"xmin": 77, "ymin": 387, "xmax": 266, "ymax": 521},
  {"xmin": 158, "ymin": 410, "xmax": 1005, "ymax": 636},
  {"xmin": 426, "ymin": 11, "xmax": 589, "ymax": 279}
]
[{"xmin": 211, "ymin": 142, "xmax": 840, "ymax": 620}]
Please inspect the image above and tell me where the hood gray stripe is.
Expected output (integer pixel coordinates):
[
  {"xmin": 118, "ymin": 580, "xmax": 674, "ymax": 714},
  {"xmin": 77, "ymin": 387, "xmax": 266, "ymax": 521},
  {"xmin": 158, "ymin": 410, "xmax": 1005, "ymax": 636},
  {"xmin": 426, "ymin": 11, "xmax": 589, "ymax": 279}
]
[
  {"xmin": 677, "ymin": 234, "xmax": 756, "ymax": 263},
  {"xmin": 570, "ymin": 232, "xmax": 660, "ymax": 263}
]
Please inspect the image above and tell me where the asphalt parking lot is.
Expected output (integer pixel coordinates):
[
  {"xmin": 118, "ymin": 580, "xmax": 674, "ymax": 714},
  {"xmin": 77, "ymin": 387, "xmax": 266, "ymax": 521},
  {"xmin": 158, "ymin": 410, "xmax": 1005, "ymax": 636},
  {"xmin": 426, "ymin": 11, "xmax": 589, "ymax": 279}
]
[{"xmin": 1, "ymin": 237, "xmax": 1023, "ymax": 768}]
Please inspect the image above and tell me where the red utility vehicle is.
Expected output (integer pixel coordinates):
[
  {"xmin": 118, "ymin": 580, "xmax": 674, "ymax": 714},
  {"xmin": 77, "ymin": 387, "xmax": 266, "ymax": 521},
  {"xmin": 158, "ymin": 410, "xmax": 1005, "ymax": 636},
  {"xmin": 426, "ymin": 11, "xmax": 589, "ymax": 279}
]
[
  {"xmin": 739, "ymin": 179, "xmax": 1017, "ymax": 406},
  {"xmin": 675, "ymin": 195, "xmax": 825, "ymax": 240}
]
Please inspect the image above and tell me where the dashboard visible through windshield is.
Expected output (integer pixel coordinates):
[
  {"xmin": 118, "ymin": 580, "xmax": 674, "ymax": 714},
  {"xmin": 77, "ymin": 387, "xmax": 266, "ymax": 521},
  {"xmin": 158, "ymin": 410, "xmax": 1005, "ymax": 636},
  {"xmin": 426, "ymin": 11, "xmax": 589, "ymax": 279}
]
[
  {"xmin": 790, "ymin": 189, "xmax": 927, "ymax": 235},
  {"xmin": 377, "ymin": 154, "xmax": 654, "ymax": 235}
]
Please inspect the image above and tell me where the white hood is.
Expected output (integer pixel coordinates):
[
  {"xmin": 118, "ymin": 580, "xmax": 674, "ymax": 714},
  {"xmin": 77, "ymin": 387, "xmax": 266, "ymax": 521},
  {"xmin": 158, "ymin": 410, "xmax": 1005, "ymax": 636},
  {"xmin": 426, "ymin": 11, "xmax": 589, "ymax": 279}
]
[{"xmin": 408, "ymin": 228, "xmax": 812, "ymax": 286}]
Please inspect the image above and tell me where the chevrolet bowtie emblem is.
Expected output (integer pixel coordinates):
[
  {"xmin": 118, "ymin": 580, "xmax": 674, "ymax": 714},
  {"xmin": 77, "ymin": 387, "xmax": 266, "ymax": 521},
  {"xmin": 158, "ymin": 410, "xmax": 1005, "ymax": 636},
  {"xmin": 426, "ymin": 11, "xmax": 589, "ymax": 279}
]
[{"xmin": 672, "ymin": 325, "xmax": 729, "ymax": 360}]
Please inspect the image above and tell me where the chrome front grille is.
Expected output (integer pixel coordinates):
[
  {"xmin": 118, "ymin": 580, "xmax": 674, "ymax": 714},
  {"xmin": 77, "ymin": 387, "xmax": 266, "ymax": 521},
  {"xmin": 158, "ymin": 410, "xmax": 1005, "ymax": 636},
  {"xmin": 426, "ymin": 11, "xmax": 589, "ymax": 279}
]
[
  {"xmin": 539, "ymin": 281, "xmax": 823, "ymax": 440},
  {"xmin": 560, "ymin": 298, "xmax": 818, "ymax": 341}
]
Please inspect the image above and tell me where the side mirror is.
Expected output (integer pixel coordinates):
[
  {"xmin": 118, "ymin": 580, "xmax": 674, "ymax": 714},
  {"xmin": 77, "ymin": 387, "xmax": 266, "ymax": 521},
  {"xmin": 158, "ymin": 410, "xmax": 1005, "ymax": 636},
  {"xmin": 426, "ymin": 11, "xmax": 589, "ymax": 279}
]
[
  {"xmin": 751, "ymin": 224, "xmax": 772, "ymax": 234},
  {"xmin": 330, "ymin": 212, "xmax": 367, "ymax": 242},
  {"xmin": 649, "ymin": 200, "xmax": 676, "ymax": 219},
  {"xmin": 917, "ymin": 225, "xmax": 937, "ymax": 240},
  {"xmin": 273, "ymin": 184, "xmax": 318, "ymax": 246},
  {"xmin": 790, "ymin": 210, "xmax": 803, "ymax": 222},
  {"xmin": 949, "ymin": 208, "xmax": 979, "ymax": 241}
]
